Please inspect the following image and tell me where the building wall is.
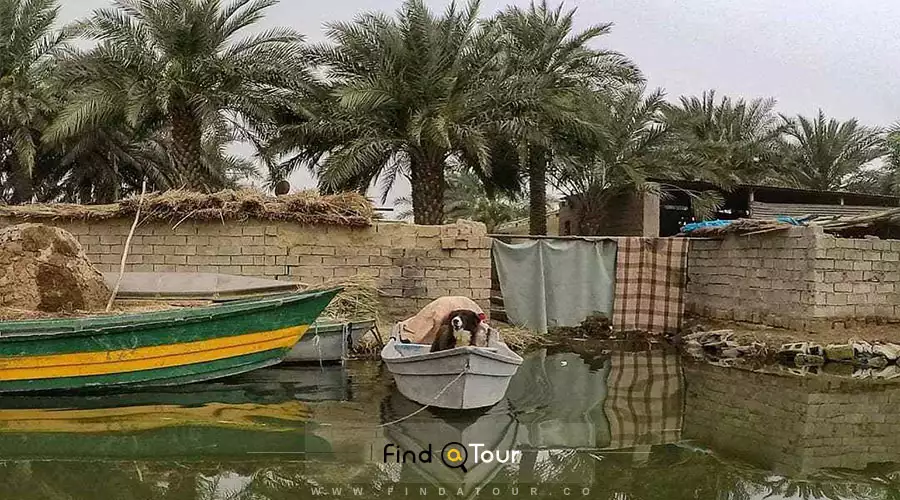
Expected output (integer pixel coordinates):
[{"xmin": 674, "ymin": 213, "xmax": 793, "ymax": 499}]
[
  {"xmin": 684, "ymin": 362, "xmax": 900, "ymax": 474},
  {"xmin": 686, "ymin": 226, "xmax": 900, "ymax": 330},
  {"xmin": 558, "ymin": 190, "xmax": 659, "ymax": 237},
  {"xmin": 0, "ymin": 217, "xmax": 492, "ymax": 320}
]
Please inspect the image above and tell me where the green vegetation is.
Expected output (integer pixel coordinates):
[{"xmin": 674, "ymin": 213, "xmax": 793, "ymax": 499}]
[{"xmin": 1, "ymin": 0, "xmax": 898, "ymax": 233}]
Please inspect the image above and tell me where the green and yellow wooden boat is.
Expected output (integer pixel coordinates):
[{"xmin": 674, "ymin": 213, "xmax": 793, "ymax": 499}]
[{"xmin": 0, "ymin": 288, "xmax": 340, "ymax": 392}]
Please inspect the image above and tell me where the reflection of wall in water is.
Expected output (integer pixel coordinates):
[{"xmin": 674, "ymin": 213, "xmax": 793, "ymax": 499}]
[
  {"xmin": 684, "ymin": 363, "xmax": 900, "ymax": 475},
  {"xmin": 506, "ymin": 349, "xmax": 684, "ymax": 452}
]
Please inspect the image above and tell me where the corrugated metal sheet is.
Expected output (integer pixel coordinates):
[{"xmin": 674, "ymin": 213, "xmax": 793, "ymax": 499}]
[{"xmin": 750, "ymin": 201, "xmax": 893, "ymax": 219}]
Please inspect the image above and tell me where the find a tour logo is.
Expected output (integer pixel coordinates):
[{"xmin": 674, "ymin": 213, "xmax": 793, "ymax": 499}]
[{"xmin": 383, "ymin": 442, "xmax": 522, "ymax": 472}]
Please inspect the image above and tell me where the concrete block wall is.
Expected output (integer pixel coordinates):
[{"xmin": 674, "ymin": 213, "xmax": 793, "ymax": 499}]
[
  {"xmin": 684, "ymin": 362, "xmax": 900, "ymax": 474},
  {"xmin": 687, "ymin": 226, "xmax": 900, "ymax": 331},
  {"xmin": 0, "ymin": 217, "xmax": 491, "ymax": 320}
]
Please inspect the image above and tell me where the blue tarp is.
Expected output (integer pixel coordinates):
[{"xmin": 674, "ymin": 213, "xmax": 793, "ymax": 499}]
[{"xmin": 680, "ymin": 220, "xmax": 733, "ymax": 233}]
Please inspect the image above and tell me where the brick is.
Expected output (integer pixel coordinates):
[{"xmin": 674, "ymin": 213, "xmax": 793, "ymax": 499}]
[
  {"xmin": 346, "ymin": 256, "xmax": 370, "ymax": 266},
  {"xmin": 265, "ymin": 246, "xmax": 288, "ymax": 256},
  {"xmin": 333, "ymin": 267, "xmax": 357, "ymax": 278},
  {"xmin": 276, "ymin": 255, "xmax": 300, "ymax": 266},
  {"xmin": 402, "ymin": 267, "xmax": 425, "ymax": 278},
  {"xmin": 143, "ymin": 254, "xmax": 166, "ymax": 265},
  {"xmin": 164, "ymin": 254, "xmax": 187, "ymax": 265},
  {"xmin": 322, "ymin": 257, "xmax": 345, "ymax": 266},
  {"xmin": 289, "ymin": 266, "xmax": 335, "ymax": 278},
  {"xmin": 174, "ymin": 245, "xmax": 197, "ymax": 256},
  {"xmin": 162, "ymin": 235, "xmax": 187, "ymax": 246},
  {"xmin": 241, "ymin": 246, "xmax": 266, "ymax": 256},
  {"xmin": 370, "ymin": 256, "xmax": 392, "ymax": 266},
  {"xmin": 230, "ymin": 255, "xmax": 253, "ymax": 265},
  {"xmin": 240, "ymin": 265, "xmax": 267, "ymax": 276},
  {"xmin": 264, "ymin": 265, "xmax": 287, "ymax": 276},
  {"xmin": 297, "ymin": 255, "xmax": 324, "ymax": 266},
  {"xmin": 243, "ymin": 226, "xmax": 264, "ymax": 236},
  {"xmin": 153, "ymin": 264, "xmax": 177, "ymax": 272},
  {"xmin": 218, "ymin": 246, "xmax": 241, "ymax": 256},
  {"xmin": 309, "ymin": 246, "xmax": 336, "ymax": 256},
  {"xmin": 853, "ymin": 261, "xmax": 873, "ymax": 271}
]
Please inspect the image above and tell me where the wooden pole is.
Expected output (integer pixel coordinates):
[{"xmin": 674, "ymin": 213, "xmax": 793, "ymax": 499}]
[{"xmin": 106, "ymin": 179, "xmax": 147, "ymax": 312}]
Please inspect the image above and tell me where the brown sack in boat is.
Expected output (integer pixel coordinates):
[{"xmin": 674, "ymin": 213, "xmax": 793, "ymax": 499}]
[{"xmin": 396, "ymin": 296, "xmax": 485, "ymax": 345}]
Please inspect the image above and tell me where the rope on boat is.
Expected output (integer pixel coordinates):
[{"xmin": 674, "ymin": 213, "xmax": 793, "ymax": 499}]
[{"xmin": 378, "ymin": 363, "xmax": 470, "ymax": 428}]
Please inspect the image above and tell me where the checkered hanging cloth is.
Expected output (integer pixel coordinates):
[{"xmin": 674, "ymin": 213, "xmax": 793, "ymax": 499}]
[{"xmin": 612, "ymin": 238, "xmax": 690, "ymax": 334}]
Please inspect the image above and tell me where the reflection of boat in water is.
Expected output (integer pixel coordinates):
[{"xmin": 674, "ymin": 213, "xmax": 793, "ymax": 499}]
[
  {"xmin": 0, "ymin": 365, "xmax": 352, "ymax": 460},
  {"xmin": 381, "ymin": 389, "xmax": 519, "ymax": 498},
  {"xmin": 379, "ymin": 348, "xmax": 685, "ymax": 498}
]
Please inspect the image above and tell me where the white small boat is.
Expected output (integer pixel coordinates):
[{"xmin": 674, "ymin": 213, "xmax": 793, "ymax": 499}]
[{"xmin": 381, "ymin": 325, "xmax": 523, "ymax": 410}]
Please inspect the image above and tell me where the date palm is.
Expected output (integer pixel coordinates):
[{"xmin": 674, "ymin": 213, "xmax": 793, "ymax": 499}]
[
  {"xmin": 271, "ymin": 0, "xmax": 495, "ymax": 224},
  {"xmin": 46, "ymin": 0, "xmax": 312, "ymax": 192},
  {"xmin": 0, "ymin": 0, "xmax": 70, "ymax": 203},
  {"xmin": 554, "ymin": 85, "xmax": 669, "ymax": 234},
  {"xmin": 780, "ymin": 110, "xmax": 885, "ymax": 191},
  {"xmin": 489, "ymin": 1, "xmax": 641, "ymax": 234},
  {"xmin": 663, "ymin": 90, "xmax": 787, "ymax": 186}
]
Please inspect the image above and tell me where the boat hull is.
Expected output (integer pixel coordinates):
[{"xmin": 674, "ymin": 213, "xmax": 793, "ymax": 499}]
[
  {"xmin": 381, "ymin": 331, "xmax": 523, "ymax": 410},
  {"xmin": 285, "ymin": 319, "xmax": 376, "ymax": 362},
  {"xmin": 0, "ymin": 289, "xmax": 340, "ymax": 392}
]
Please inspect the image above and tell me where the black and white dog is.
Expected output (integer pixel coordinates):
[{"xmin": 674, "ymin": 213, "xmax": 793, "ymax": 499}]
[{"xmin": 430, "ymin": 309, "xmax": 491, "ymax": 352}]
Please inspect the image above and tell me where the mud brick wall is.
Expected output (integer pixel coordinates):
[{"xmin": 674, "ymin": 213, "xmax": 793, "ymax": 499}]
[
  {"xmin": 558, "ymin": 190, "xmax": 659, "ymax": 237},
  {"xmin": 684, "ymin": 363, "xmax": 900, "ymax": 475},
  {"xmin": 0, "ymin": 217, "xmax": 491, "ymax": 319},
  {"xmin": 687, "ymin": 226, "xmax": 900, "ymax": 331}
]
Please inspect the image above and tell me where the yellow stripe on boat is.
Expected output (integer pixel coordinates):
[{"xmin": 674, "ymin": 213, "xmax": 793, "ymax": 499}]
[
  {"xmin": 0, "ymin": 325, "xmax": 308, "ymax": 381},
  {"xmin": 0, "ymin": 401, "xmax": 311, "ymax": 433}
]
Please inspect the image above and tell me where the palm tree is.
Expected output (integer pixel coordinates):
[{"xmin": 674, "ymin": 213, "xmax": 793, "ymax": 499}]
[
  {"xmin": 662, "ymin": 90, "xmax": 787, "ymax": 186},
  {"xmin": 554, "ymin": 85, "xmax": 669, "ymax": 234},
  {"xmin": 46, "ymin": 0, "xmax": 312, "ymax": 192},
  {"xmin": 0, "ymin": 0, "xmax": 70, "ymax": 203},
  {"xmin": 489, "ymin": 1, "xmax": 641, "ymax": 234},
  {"xmin": 270, "ymin": 0, "xmax": 496, "ymax": 225},
  {"xmin": 780, "ymin": 110, "xmax": 884, "ymax": 191}
]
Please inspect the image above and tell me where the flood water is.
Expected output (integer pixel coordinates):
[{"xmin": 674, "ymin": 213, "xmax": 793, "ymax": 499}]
[{"xmin": 1, "ymin": 347, "xmax": 899, "ymax": 499}]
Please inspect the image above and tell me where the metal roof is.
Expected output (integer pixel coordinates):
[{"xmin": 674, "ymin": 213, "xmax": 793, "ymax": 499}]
[{"xmin": 645, "ymin": 178, "xmax": 900, "ymax": 204}]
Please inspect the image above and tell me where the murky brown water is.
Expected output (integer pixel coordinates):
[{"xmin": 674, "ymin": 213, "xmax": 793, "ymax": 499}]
[{"xmin": 0, "ymin": 348, "xmax": 898, "ymax": 499}]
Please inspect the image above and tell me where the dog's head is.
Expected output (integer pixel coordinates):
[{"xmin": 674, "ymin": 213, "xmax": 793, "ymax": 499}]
[{"xmin": 447, "ymin": 309, "xmax": 484, "ymax": 333}]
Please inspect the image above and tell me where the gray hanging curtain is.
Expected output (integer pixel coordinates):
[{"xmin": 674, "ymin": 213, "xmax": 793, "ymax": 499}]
[{"xmin": 491, "ymin": 238, "xmax": 617, "ymax": 334}]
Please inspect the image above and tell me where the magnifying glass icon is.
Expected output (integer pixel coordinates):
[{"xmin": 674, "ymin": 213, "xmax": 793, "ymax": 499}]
[{"xmin": 441, "ymin": 442, "xmax": 468, "ymax": 473}]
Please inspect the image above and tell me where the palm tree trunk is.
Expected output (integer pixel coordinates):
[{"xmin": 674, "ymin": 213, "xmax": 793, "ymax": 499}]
[
  {"xmin": 528, "ymin": 147, "xmax": 548, "ymax": 235},
  {"xmin": 170, "ymin": 105, "xmax": 207, "ymax": 192},
  {"xmin": 410, "ymin": 155, "xmax": 445, "ymax": 225},
  {"xmin": 9, "ymin": 160, "xmax": 33, "ymax": 204}
]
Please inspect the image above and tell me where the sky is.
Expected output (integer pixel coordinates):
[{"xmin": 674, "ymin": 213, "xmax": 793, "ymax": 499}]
[{"xmin": 57, "ymin": 0, "xmax": 900, "ymax": 211}]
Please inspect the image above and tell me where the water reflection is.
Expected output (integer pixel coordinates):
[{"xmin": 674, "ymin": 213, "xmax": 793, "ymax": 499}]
[{"xmin": 0, "ymin": 350, "xmax": 898, "ymax": 498}]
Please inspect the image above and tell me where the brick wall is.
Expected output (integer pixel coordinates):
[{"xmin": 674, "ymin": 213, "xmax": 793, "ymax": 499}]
[
  {"xmin": 684, "ymin": 362, "xmax": 900, "ymax": 474},
  {"xmin": 0, "ymin": 217, "xmax": 491, "ymax": 320},
  {"xmin": 687, "ymin": 226, "xmax": 900, "ymax": 331},
  {"xmin": 558, "ymin": 190, "xmax": 659, "ymax": 237}
]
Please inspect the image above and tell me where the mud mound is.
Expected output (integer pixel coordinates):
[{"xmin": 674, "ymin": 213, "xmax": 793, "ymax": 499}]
[{"xmin": 0, "ymin": 224, "xmax": 110, "ymax": 312}]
